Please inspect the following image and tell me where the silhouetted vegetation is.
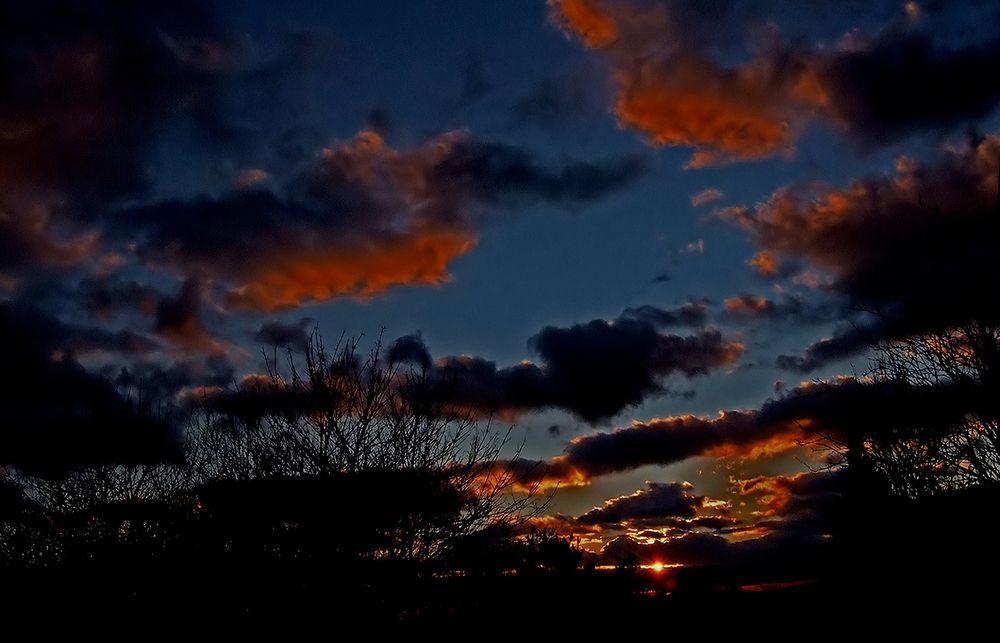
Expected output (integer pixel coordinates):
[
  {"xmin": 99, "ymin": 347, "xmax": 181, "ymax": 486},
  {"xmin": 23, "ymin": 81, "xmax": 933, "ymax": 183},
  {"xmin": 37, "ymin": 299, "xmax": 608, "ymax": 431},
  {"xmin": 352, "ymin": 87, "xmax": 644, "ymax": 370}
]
[
  {"xmin": 803, "ymin": 192, "xmax": 1000, "ymax": 609},
  {"xmin": 0, "ymin": 330, "xmax": 569, "ymax": 621},
  {"xmin": 807, "ymin": 199, "xmax": 1000, "ymax": 495}
]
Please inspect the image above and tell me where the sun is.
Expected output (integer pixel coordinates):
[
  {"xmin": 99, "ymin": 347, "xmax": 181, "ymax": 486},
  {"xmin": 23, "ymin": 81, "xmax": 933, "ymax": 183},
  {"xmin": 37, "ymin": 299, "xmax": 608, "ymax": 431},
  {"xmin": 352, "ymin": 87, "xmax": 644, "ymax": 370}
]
[{"xmin": 651, "ymin": 561, "xmax": 665, "ymax": 573}]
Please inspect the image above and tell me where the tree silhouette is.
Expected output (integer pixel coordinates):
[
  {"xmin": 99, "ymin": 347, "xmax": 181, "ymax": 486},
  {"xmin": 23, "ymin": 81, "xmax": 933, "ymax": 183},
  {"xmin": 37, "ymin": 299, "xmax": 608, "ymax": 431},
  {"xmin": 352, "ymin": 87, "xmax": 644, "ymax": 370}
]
[{"xmin": 0, "ymin": 328, "xmax": 551, "ymax": 618}]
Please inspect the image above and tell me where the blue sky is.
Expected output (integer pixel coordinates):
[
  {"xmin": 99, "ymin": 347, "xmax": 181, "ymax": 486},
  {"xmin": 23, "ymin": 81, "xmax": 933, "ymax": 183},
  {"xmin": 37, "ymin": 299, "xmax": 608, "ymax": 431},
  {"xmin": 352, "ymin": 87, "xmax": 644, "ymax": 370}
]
[{"xmin": 4, "ymin": 0, "xmax": 1000, "ymax": 552}]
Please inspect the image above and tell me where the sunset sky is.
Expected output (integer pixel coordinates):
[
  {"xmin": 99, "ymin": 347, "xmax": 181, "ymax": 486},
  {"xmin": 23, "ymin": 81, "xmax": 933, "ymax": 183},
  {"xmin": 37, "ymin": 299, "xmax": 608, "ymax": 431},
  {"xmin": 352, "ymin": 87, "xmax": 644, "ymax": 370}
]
[{"xmin": 4, "ymin": 0, "xmax": 1000, "ymax": 568}]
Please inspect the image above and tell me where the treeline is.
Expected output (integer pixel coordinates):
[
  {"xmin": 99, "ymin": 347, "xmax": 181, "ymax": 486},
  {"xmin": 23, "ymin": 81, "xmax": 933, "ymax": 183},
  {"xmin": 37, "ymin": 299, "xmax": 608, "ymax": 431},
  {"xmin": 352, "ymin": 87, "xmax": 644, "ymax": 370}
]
[{"xmin": 0, "ymin": 333, "xmax": 578, "ymax": 620}]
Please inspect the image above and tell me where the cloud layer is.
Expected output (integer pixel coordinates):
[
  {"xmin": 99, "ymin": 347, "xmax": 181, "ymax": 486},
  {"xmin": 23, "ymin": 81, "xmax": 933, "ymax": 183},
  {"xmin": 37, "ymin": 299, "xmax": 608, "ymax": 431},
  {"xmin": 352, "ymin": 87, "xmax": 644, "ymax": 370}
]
[
  {"xmin": 726, "ymin": 134, "xmax": 1000, "ymax": 370},
  {"xmin": 392, "ymin": 314, "xmax": 742, "ymax": 424},
  {"xmin": 550, "ymin": 0, "xmax": 1000, "ymax": 166}
]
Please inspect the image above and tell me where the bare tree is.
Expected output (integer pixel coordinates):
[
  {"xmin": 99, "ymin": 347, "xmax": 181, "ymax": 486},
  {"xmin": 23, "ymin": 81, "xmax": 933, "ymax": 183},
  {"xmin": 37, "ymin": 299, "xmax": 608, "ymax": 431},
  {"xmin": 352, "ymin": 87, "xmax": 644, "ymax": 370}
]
[
  {"xmin": 185, "ymin": 328, "xmax": 545, "ymax": 563},
  {"xmin": 815, "ymin": 177, "xmax": 1000, "ymax": 498}
]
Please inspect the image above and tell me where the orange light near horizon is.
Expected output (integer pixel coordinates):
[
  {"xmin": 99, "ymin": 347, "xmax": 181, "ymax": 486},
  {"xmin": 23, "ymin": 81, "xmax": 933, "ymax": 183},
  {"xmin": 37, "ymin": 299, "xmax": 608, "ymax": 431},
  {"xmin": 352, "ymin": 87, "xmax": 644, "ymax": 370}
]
[{"xmin": 651, "ymin": 561, "xmax": 665, "ymax": 573}]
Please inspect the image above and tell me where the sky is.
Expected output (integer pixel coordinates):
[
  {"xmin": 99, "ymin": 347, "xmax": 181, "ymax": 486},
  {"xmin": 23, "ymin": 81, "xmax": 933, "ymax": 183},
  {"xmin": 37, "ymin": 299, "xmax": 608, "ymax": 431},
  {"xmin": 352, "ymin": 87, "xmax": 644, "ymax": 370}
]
[{"xmin": 3, "ymin": 0, "xmax": 1000, "ymax": 567}]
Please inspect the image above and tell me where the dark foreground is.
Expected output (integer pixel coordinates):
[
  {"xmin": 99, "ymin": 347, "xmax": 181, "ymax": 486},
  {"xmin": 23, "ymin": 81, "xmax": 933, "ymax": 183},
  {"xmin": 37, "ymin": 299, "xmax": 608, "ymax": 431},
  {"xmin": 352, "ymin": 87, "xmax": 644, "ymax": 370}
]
[{"xmin": 3, "ymin": 477, "xmax": 997, "ymax": 630}]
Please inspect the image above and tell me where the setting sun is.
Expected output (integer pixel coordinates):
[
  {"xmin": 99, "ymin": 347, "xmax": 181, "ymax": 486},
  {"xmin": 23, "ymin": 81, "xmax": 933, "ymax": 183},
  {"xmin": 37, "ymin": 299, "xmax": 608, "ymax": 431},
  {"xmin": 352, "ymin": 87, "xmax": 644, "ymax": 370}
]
[{"xmin": 652, "ymin": 562, "xmax": 665, "ymax": 573}]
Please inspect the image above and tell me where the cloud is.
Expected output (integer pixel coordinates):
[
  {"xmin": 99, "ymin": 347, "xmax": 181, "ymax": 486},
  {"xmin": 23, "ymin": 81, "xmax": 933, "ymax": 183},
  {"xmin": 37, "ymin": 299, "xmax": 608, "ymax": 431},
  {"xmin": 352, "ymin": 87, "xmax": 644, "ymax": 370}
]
[
  {"xmin": 580, "ymin": 471, "xmax": 843, "ymax": 575},
  {"xmin": 550, "ymin": 0, "xmax": 821, "ymax": 166},
  {"xmin": 819, "ymin": 27, "xmax": 1000, "ymax": 147},
  {"xmin": 187, "ymin": 312, "xmax": 742, "ymax": 439},
  {"xmin": 735, "ymin": 470, "xmax": 841, "ymax": 522},
  {"xmin": 77, "ymin": 276, "xmax": 160, "ymax": 321},
  {"xmin": 525, "ymin": 376, "xmax": 947, "ymax": 484},
  {"xmin": 554, "ymin": 408, "xmax": 802, "ymax": 480},
  {"xmin": 597, "ymin": 529, "xmax": 832, "ymax": 576},
  {"xmin": 690, "ymin": 188, "xmax": 724, "ymax": 206},
  {"xmin": 433, "ymin": 136, "xmax": 648, "ymax": 204},
  {"xmin": 577, "ymin": 481, "xmax": 703, "ymax": 524},
  {"xmin": 0, "ymin": 303, "xmax": 176, "ymax": 475},
  {"xmin": 730, "ymin": 134, "xmax": 1000, "ymax": 370},
  {"xmin": 387, "ymin": 334, "xmax": 432, "ymax": 371},
  {"xmin": 774, "ymin": 321, "xmax": 879, "ymax": 372},
  {"xmin": 111, "ymin": 354, "xmax": 237, "ymax": 405},
  {"xmin": 153, "ymin": 278, "xmax": 221, "ymax": 351},
  {"xmin": 620, "ymin": 301, "xmax": 710, "ymax": 328},
  {"xmin": 426, "ymin": 318, "xmax": 741, "ymax": 424},
  {"xmin": 117, "ymin": 130, "xmax": 646, "ymax": 311},
  {"xmin": 684, "ymin": 240, "xmax": 704, "ymax": 254},
  {"xmin": 550, "ymin": 0, "xmax": 1000, "ymax": 165},
  {"xmin": 510, "ymin": 374, "xmax": 988, "ymax": 495},
  {"xmin": 0, "ymin": 302, "xmax": 159, "ymax": 358},
  {"xmin": 723, "ymin": 294, "xmax": 837, "ymax": 324},
  {"xmin": 252, "ymin": 317, "xmax": 315, "ymax": 353},
  {"xmin": 0, "ymin": 0, "xmax": 237, "ymax": 273},
  {"xmin": 551, "ymin": 0, "xmax": 618, "ymax": 48}
]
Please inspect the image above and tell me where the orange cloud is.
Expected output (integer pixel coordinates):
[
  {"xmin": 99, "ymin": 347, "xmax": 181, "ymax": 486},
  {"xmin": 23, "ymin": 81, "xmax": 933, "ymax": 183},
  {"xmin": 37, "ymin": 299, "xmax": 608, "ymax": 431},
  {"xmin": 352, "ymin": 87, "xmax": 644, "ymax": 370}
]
[
  {"xmin": 233, "ymin": 168, "xmax": 269, "ymax": 189},
  {"xmin": 704, "ymin": 422, "xmax": 804, "ymax": 460},
  {"xmin": 550, "ymin": 0, "xmax": 823, "ymax": 167},
  {"xmin": 549, "ymin": 0, "xmax": 618, "ymax": 47},
  {"xmin": 690, "ymin": 188, "xmax": 723, "ymax": 207},
  {"xmin": 522, "ymin": 514, "xmax": 604, "ymax": 538},
  {"xmin": 733, "ymin": 469, "xmax": 840, "ymax": 520},
  {"xmin": 615, "ymin": 65, "xmax": 797, "ymax": 167},
  {"xmin": 226, "ymin": 226, "xmax": 476, "ymax": 311},
  {"xmin": 509, "ymin": 456, "xmax": 591, "ymax": 492},
  {"xmin": 124, "ymin": 127, "xmax": 643, "ymax": 312},
  {"xmin": 724, "ymin": 295, "xmax": 769, "ymax": 315},
  {"xmin": 748, "ymin": 250, "xmax": 778, "ymax": 276}
]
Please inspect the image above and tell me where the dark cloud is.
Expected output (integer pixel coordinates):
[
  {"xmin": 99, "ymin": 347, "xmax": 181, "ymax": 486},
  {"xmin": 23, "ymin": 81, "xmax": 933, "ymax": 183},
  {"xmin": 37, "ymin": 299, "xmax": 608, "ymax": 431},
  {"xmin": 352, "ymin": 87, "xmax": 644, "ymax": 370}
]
[
  {"xmin": 187, "ymin": 309, "xmax": 740, "ymax": 432},
  {"xmin": 651, "ymin": 272, "xmax": 672, "ymax": 284},
  {"xmin": 0, "ymin": 303, "xmax": 176, "ymax": 475},
  {"xmin": 821, "ymin": 30, "xmax": 1000, "ymax": 147},
  {"xmin": 110, "ymin": 353, "xmax": 236, "ymax": 404},
  {"xmin": 736, "ymin": 470, "xmax": 842, "ymax": 529},
  {"xmin": 730, "ymin": 134, "xmax": 1000, "ymax": 371},
  {"xmin": 78, "ymin": 276, "xmax": 160, "ymax": 321},
  {"xmin": 751, "ymin": 378, "xmax": 986, "ymax": 458},
  {"xmin": 723, "ymin": 294, "xmax": 836, "ymax": 323},
  {"xmin": 425, "ymin": 319, "xmax": 741, "ymax": 424},
  {"xmin": 116, "ymin": 130, "xmax": 646, "ymax": 311},
  {"xmin": 578, "ymin": 481, "xmax": 703, "ymax": 524},
  {"xmin": 621, "ymin": 301, "xmax": 710, "ymax": 328},
  {"xmin": 252, "ymin": 318, "xmax": 315, "ymax": 353},
  {"xmin": 0, "ymin": 0, "xmax": 235, "ymax": 273},
  {"xmin": 154, "ymin": 278, "xmax": 218, "ymax": 351},
  {"xmin": 431, "ymin": 138, "xmax": 648, "ymax": 205},
  {"xmin": 557, "ymin": 408, "xmax": 799, "ymax": 480},
  {"xmin": 775, "ymin": 320, "xmax": 878, "ymax": 372},
  {"xmin": 179, "ymin": 312, "xmax": 741, "ymax": 441},
  {"xmin": 675, "ymin": 515, "xmax": 740, "ymax": 531},
  {"xmin": 387, "ymin": 334, "xmax": 432, "ymax": 371},
  {"xmin": 0, "ymin": 302, "xmax": 158, "ymax": 358},
  {"xmin": 524, "ymin": 377, "xmax": 942, "ymax": 484}
]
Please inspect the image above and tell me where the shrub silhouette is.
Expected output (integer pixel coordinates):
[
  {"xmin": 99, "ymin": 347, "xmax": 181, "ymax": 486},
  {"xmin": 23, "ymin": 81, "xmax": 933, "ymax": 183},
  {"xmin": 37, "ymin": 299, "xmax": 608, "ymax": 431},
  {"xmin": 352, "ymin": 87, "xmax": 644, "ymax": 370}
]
[{"xmin": 0, "ymin": 329, "xmax": 553, "ymax": 618}]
